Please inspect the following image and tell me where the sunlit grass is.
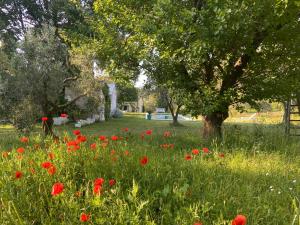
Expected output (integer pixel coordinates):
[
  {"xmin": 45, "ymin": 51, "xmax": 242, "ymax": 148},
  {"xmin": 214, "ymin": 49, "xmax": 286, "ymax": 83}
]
[{"xmin": 0, "ymin": 115, "xmax": 299, "ymax": 224}]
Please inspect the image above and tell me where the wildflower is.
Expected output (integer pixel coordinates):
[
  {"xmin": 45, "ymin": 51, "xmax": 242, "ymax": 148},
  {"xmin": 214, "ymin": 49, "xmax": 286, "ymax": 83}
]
[
  {"xmin": 20, "ymin": 137, "xmax": 29, "ymax": 143},
  {"xmin": 77, "ymin": 135, "xmax": 87, "ymax": 142},
  {"xmin": 93, "ymin": 184, "xmax": 102, "ymax": 195},
  {"xmin": 80, "ymin": 213, "xmax": 90, "ymax": 222},
  {"xmin": 90, "ymin": 143, "xmax": 96, "ymax": 149},
  {"xmin": 42, "ymin": 117, "xmax": 48, "ymax": 121},
  {"xmin": 232, "ymin": 215, "xmax": 247, "ymax": 225},
  {"xmin": 202, "ymin": 147, "xmax": 210, "ymax": 153},
  {"xmin": 109, "ymin": 179, "xmax": 116, "ymax": 187},
  {"xmin": 51, "ymin": 183, "xmax": 64, "ymax": 196},
  {"xmin": 41, "ymin": 161, "xmax": 53, "ymax": 169},
  {"xmin": 145, "ymin": 130, "xmax": 152, "ymax": 135},
  {"xmin": 140, "ymin": 156, "xmax": 149, "ymax": 166},
  {"xmin": 218, "ymin": 153, "xmax": 225, "ymax": 158},
  {"xmin": 15, "ymin": 171, "xmax": 22, "ymax": 179},
  {"xmin": 94, "ymin": 178, "xmax": 105, "ymax": 186},
  {"xmin": 163, "ymin": 131, "xmax": 171, "ymax": 137},
  {"xmin": 2, "ymin": 151, "xmax": 9, "ymax": 158},
  {"xmin": 192, "ymin": 149, "xmax": 199, "ymax": 155},
  {"xmin": 194, "ymin": 222, "xmax": 203, "ymax": 225},
  {"xmin": 73, "ymin": 130, "xmax": 81, "ymax": 136},
  {"xmin": 48, "ymin": 152, "xmax": 55, "ymax": 160},
  {"xmin": 111, "ymin": 135, "xmax": 118, "ymax": 141},
  {"xmin": 185, "ymin": 154, "xmax": 192, "ymax": 160},
  {"xmin": 48, "ymin": 166, "xmax": 56, "ymax": 175},
  {"xmin": 111, "ymin": 149, "xmax": 116, "ymax": 155},
  {"xmin": 124, "ymin": 150, "xmax": 130, "ymax": 156},
  {"xmin": 123, "ymin": 128, "xmax": 129, "ymax": 132},
  {"xmin": 17, "ymin": 147, "xmax": 25, "ymax": 154},
  {"xmin": 99, "ymin": 135, "xmax": 106, "ymax": 141},
  {"xmin": 60, "ymin": 113, "xmax": 68, "ymax": 118}
]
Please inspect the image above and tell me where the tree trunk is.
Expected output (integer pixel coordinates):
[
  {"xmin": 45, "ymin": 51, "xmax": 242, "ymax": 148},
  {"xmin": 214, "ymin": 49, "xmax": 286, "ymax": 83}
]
[
  {"xmin": 203, "ymin": 111, "xmax": 228, "ymax": 139},
  {"xmin": 171, "ymin": 112, "xmax": 179, "ymax": 126},
  {"xmin": 42, "ymin": 117, "xmax": 54, "ymax": 136}
]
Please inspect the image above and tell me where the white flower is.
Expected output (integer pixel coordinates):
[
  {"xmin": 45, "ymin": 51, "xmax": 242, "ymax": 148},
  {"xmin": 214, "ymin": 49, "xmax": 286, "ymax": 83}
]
[
  {"xmin": 278, "ymin": 191, "xmax": 281, "ymax": 194},
  {"xmin": 292, "ymin": 180, "xmax": 296, "ymax": 183}
]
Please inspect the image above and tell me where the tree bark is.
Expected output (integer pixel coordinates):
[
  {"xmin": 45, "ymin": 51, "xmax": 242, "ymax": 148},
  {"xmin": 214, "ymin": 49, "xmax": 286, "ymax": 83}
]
[
  {"xmin": 42, "ymin": 117, "xmax": 54, "ymax": 136},
  {"xmin": 203, "ymin": 111, "xmax": 228, "ymax": 139}
]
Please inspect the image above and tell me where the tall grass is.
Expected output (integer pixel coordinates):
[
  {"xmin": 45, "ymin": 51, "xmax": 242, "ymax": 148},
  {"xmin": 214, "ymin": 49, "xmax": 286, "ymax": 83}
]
[{"xmin": 0, "ymin": 116, "xmax": 299, "ymax": 224}]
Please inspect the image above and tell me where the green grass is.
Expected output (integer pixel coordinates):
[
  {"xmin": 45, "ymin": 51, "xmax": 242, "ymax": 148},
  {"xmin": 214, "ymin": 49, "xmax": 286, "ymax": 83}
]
[{"xmin": 0, "ymin": 115, "xmax": 299, "ymax": 225}]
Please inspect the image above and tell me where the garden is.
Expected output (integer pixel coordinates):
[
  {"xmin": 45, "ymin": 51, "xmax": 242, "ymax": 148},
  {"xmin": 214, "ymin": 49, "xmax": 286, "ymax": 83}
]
[{"xmin": 1, "ymin": 0, "xmax": 300, "ymax": 224}]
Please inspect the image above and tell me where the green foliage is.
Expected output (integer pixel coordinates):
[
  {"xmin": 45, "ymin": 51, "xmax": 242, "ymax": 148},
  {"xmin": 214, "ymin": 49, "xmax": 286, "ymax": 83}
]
[
  {"xmin": 117, "ymin": 84, "xmax": 138, "ymax": 105},
  {"xmin": 76, "ymin": 0, "xmax": 300, "ymax": 126},
  {"xmin": 0, "ymin": 116, "xmax": 299, "ymax": 224}
]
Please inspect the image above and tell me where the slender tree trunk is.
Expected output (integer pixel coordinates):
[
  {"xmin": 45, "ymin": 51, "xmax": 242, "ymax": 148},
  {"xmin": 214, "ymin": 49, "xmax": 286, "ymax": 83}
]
[
  {"xmin": 42, "ymin": 117, "xmax": 54, "ymax": 136},
  {"xmin": 171, "ymin": 112, "xmax": 179, "ymax": 126},
  {"xmin": 203, "ymin": 111, "xmax": 228, "ymax": 139}
]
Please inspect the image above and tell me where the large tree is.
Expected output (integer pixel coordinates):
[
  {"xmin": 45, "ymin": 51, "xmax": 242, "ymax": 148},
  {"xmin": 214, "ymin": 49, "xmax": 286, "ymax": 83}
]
[
  {"xmin": 0, "ymin": 25, "xmax": 101, "ymax": 136},
  {"xmin": 77, "ymin": 0, "xmax": 299, "ymax": 139}
]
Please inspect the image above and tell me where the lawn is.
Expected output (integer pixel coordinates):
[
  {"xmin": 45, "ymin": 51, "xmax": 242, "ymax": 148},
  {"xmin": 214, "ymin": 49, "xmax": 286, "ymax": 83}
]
[{"xmin": 0, "ymin": 115, "xmax": 299, "ymax": 225}]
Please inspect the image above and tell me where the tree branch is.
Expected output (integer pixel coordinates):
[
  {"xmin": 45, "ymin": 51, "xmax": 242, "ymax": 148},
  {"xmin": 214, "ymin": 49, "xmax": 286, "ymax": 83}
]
[{"xmin": 58, "ymin": 93, "xmax": 87, "ymax": 109}]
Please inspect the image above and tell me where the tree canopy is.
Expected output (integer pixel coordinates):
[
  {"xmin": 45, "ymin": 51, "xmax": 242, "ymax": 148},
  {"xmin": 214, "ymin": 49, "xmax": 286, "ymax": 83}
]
[{"xmin": 68, "ymin": 0, "xmax": 300, "ymax": 138}]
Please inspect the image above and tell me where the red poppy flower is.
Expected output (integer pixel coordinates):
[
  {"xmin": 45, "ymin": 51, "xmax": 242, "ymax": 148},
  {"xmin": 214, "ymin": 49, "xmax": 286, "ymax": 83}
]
[
  {"xmin": 60, "ymin": 113, "xmax": 68, "ymax": 118},
  {"xmin": 109, "ymin": 179, "xmax": 116, "ymax": 187},
  {"xmin": 94, "ymin": 178, "xmax": 105, "ymax": 186},
  {"xmin": 51, "ymin": 183, "xmax": 64, "ymax": 196},
  {"xmin": 42, "ymin": 117, "xmax": 48, "ymax": 121},
  {"xmin": 2, "ymin": 151, "xmax": 9, "ymax": 158},
  {"xmin": 123, "ymin": 128, "xmax": 129, "ymax": 132},
  {"xmin": 163, "ymin": 131, "xmax": 171, "ymax": 137},
  {"xmin": 80, "ymin": 213, "xmax": 90, "ymax": 222},
  {"xmin": 20, "ymin": 137, "xmax": 29, "ymax": 143},
  {"xmin": 111, "ymin": 149, "xmax": 116, "ymax": 155},
  {"xmin": 140, "ymin": 156, "xmax": 148, "ymax": 166},
  {"xmin": 202, "ymin": 147, "xmax": 210, "ymax": 153},
  {"xmin": 219, "ymin": 153, "xmax": 225, "ymax": 158},
  {"xmin": 48, "ymin": 152, "xmax": 55, "ymax": 160},
  {"xmin": 232, "ymin": 215, "xmax": 247, "ymax": 225},
  {"xmin": 17, "ymin": 147, "xmax": 25, "ymax": 154},
  {"xmin": 93, "ymin": 184, "xmax": 102, "ymax": 195},
  {"xmin": 124, "ymin": 150, "xmax": 130, "ymax": 156},
  {"xmin": 111, "ymin": 135, "xmax": 118, "ymax": 141},
  {"xmin": 185, "ymin": 154, "xmax": 192, "ymax": 160},
  {"xmin": 15, "ymin": 171, "xmax": 22, "ymax": 179},
  {"xmin": 48, "ymin": 166, "xmax": 56, "ymax": 175},
  {"xmin": 41, "ymin": 161, "xmax": 53, "ymax": 169},
  {"xmin": 77, "ymin": 135, "xmax": 87, "ymax": 142},
  {"xmin": 73, "ymin": 130, "xmax": 81, "ymax": 136},
  {"xmin": 90, "ymin": 143, "xmax": 96, "ymax": 149},
  {"xmin": 145, "ymin": 130, "xmax": 152, "ymax": 135},
  {"xmin": 194, "ymin": 222, "xmax": 203, "ymax": 225},
  {"xmin": 99, "ymin": 135, "xmax": 106, "ymax": 141},
  {"xmin": 67, "ymin": 140, "xmax": 77, "ymax": 146},
  {"xmin": 192, "ymin": 149, "xmax": 199, "ymax": 155}
]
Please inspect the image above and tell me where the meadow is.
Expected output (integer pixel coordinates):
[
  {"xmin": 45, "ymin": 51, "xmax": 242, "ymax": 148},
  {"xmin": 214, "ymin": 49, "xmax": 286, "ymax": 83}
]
[{"xmin": 0, "ymin": 115, "xmax": 299, "ymax": 225}]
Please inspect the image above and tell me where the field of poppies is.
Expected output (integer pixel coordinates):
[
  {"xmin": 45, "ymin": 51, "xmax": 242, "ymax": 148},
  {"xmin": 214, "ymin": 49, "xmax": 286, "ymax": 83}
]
[{"xmin": 0, "ymin": 116, "xmax": 299, "ymax": 225}]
